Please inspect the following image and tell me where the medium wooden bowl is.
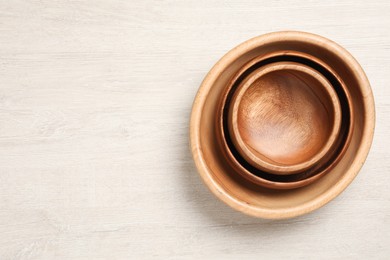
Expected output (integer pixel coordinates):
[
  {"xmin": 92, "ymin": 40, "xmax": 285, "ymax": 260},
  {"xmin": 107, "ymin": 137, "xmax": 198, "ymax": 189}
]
[
  {"xmin": 218, "ymin": 55, "xmax": 352, "ymax": 189},
  {"xmin": 227, "ymin": 61, "xmax": 342, "ymax": 175},
  {"xmin": 217, "ymin": 50, "xmax": 354, "ymax": 189},
  {"xmin": 190, "ymin": 31, "xmax": 374, "ymax": 218}
]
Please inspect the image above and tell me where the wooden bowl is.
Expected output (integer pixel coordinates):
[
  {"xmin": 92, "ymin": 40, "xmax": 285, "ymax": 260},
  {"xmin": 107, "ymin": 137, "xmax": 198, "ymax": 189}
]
[
  {"xmin": 218, "ymin": 53, "xmax": 353, "ymax": 189},
  {"xmin": 227, "ymin": 61, "xmax": 342, "ymax": 175},
  {"xmin": 190, "ymin": 31, "xmax": 374, "ymax": 219}
]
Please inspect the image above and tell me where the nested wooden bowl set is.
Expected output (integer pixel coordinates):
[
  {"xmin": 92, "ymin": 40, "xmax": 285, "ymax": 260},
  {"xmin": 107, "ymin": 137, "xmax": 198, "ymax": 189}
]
[{"xmin": 190, "ymin": 31, "xmax": 375, "ymax": 219}]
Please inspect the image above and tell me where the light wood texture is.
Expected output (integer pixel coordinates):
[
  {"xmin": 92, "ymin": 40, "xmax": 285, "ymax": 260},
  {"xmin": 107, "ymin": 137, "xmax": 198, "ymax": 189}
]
[
  {"xmin": 0, "ymin": 0, "xmax": 389, "ymax": 259},
  {"xmin": 228, "ymin": 62, "xmax": 342, "ymax": 175}
]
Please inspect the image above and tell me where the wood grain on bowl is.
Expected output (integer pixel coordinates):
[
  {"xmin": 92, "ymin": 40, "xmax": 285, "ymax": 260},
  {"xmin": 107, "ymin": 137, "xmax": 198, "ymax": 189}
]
[{"xmin": 228, "ymin": 62, "xmax": 341, "ymax": 175}]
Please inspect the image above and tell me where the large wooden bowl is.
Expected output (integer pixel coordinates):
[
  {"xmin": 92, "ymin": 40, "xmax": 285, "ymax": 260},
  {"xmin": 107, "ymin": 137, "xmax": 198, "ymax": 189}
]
[{"xmin": 190, "ymin": 31, "xmax": 375, "ymax": 219}]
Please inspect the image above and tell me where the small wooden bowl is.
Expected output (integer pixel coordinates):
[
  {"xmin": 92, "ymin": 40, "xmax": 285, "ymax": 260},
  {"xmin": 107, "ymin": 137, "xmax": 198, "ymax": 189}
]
[
  {"xmin": 228, "ymin": 61, "xmax": 342, "ymax": 175},
  {"xmin": 190, "ymin": 31, "xmax": 375, "ymax": 219}
]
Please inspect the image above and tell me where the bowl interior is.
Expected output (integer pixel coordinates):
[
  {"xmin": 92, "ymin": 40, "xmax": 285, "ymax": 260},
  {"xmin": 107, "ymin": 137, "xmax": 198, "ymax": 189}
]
[{"xmin": 228, "ymin": 61, "xmax": 341, "ymax": 174}]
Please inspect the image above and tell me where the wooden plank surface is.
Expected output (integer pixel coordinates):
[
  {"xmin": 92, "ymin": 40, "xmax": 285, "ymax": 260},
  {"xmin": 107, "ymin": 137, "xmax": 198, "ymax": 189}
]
[{"xmin": 0, "ymin": 0, "xmax": 389, "ymax": 259}]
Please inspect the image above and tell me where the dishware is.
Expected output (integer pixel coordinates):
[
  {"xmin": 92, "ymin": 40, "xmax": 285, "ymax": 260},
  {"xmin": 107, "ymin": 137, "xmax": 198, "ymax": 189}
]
[
  {"xmin": 216, "ymin": 50, "xmax": 354, "ymax": 189},
  {"xmin": 190, "ymin": 31, "xmax": 375, "ymax": 219},
  {"xmin": 227, "ymin": 61, "xmax": 342, "ymax": 175}
]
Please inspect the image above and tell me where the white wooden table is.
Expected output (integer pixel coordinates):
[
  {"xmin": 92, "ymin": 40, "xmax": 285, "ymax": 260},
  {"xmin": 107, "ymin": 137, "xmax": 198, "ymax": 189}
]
[{"xmin": 0, "ymin": 1, "xmax": 389, "ymax": 259}]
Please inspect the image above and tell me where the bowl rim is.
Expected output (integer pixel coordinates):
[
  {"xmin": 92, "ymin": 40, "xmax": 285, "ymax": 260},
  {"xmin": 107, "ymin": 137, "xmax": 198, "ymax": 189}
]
[
  {"xmin": 189, "ymin": 31, "xmax": 375, "ymax": 219},
  {"xmin": 228, "ymin": 61, "xmax": 342, "ymax": 175}
]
